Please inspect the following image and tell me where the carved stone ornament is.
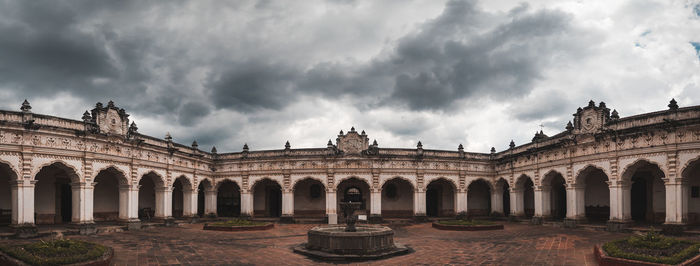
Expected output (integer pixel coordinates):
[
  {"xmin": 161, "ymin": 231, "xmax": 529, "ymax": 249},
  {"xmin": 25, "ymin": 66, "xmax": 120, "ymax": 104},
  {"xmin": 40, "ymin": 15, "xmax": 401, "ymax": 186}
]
[{"xmin": 336, "ymin": 129, "xmax": 369, "ymax": 155}]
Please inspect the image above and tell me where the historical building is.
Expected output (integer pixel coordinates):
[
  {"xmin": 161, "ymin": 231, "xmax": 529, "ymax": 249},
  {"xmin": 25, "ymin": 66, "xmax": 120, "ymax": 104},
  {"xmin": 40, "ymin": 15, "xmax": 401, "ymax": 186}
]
[{"xmin": 0, "ymin": 99, "xmax": 699, "ymax": 234}]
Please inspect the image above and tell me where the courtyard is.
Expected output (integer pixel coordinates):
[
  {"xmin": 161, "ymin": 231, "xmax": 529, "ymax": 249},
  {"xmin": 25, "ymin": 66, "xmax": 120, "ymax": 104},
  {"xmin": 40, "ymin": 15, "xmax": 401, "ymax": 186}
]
[{"xmin": 2, "ymin": 222, "xmax": 635, "ymax": 265}]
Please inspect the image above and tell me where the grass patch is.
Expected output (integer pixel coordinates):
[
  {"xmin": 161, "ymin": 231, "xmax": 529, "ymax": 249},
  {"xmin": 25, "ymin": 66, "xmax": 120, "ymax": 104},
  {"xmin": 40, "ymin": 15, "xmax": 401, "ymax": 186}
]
[
  {"xmin": 209, "ymin": 219, "xmax": 267, "ymax": 227},
  {"xmin": 602, "ymin": 230, "xmax": 700, "ymax": 265},
  {"xmin": 436, "ymin": 219, "xmax": 495, "ymax": 226},
  {"xmin": 0, "ymin": 239, "xmax": 107, "ymax": 265}
]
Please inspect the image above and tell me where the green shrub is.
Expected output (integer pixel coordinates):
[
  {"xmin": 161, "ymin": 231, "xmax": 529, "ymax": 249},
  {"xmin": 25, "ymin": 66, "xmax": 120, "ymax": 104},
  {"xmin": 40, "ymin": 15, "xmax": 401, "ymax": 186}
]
[
  {"xmin": 210, "ymin": 219, "xmax": 266, "ymax": 227},
  {"xmin": 602, "ymin": 231, "xmax": 700, "ymax": 265},
  {"xmin": 0, "ymin": 239, "xmax": 107, "ymax": 265},
  {"xmin": 437, "ymin": 219, "xmax": 495, "ymax": 226}
]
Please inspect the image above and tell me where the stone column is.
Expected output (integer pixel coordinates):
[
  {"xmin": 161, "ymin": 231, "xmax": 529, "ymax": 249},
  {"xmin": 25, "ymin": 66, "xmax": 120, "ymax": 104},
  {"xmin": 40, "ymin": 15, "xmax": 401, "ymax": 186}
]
[
  {"xmin": 456, "ymin": 189, "xmax": 467, "ymax": 216},
  {"xmin": 414, "ymin": 188, "xmax": 426, "ymax": 220},
  {"xmin": 281, "ymin": 189, "xmax": 294, "ymax": 223},
  {"xmin": 182, "ymin": 188, "xmax": 197, "ymax": 217},
  {"xmin": 564, "ymin": 184, "xmax": 585, "ymax": 220},
  {"xmin": 326, "ymin": 189, "xmax": 337, "ymax": 224},
  {"xmin": 240, "ymin": 190, "xmax": 253, "ymax": 218},
  {"xmin": 491, "ymin": 187, "xmax": 503, "ymax": 216},
  {"xmin": 510, "ymin": 188, "xmax": 523, "ymax": 216},
  {"xmin": 369, "ymin": 189, "xmax": 382, "ymax": 223},
  {"xmin": 118, "ymin": 184, "xmax": 139, "ymax": 222},
  {"xmin": 204, "ymin": 188, "xmax": 217, "ymax": 216},
  {"xmin": 11, "ymin": 179, "xmax": 37, "ymax": 237},
  {"xmin": 11, "ymin": 180, "xmax": 35, "ymax": 225},
  {"xmin": 664, "ymin": 179, "xmax": 688, "ymax": 224},
  {"xmin": 607, "ymin": 180, "xmax": 632, "ymax": 230},
  {"xmin": 71, "ymin": 182, "xmax": 94, "ymax": 224},
  {"xmin": 533, "ymin": 185, "xmax": 548, "ymax": 224},
  {"xmin": 154, "ymin": 186, "xmax": 172, "ymax": 219}
]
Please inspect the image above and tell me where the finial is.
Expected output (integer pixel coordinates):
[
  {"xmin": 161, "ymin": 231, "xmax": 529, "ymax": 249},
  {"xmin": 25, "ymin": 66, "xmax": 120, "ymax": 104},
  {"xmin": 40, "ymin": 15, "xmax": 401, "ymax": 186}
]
[
  {"xmin": 191, "ymin": 140, "xmax": 199, "ymax": 149},
  {"xmin": 327, "ymin": 139, "xmax": 333, "ymax": 148},
  {"xmin": 20, "ymin": 99, "xmax": 31, "ymax": 112},
  {"xmin": 588, "ymin": 100, "xmax": 595, "ymax": 107},
  {"xmin": 82, "ymin": 111, "xmax": 91, "ymax": 122},
  {"xmin": 243, "ymin": 143, "xmax": 249, "ymax": 151},
  {"xmin": 491, "ymin": 147, "xmax": 496, "ymax": 154},
  {"xmin": 211, "ymin": 146, "xmax": 217, "ymax": 153},
  {"xmin": 165, "ymin": 132, "xmax": 172, "ymax": 141},
  {"xmin": 566, "ymin": 120, "xmax": 573, "ymax": 131},
  {"xmin": 372, "ymin": 139, "xmax": 378, "ymax": 146},
  {"xmin": 129, "ymin": 121, "xmax": 138, "ymax": 132},
  {"xmin": 107, "ymin": 100, "xmax": 115, "ymax": 108},
  {"xmin": 350, "ymin": 126, "xmax": 355, "ymax": 132},
  {"xmin": 361, "ymin": 130, "xmax": 365, "ymax": 135},
  {"xmin": 417, "ymin": 141, "xmax": 423, "ymax": 149},
  {"xmin": 285, "ymin": 140, "xmax": 290, "ymax": 149},
  {"xmin": 509, "ymin": 140, "xmax": 515, "ymax": 149},
  {"xmin": 458, "ymin": 144, "xmax": 464, "ymax": 151},
  {"xmin": 599, "ymin": 101, "xmax": 606, "ymax": 109},
  {"xmin": 339, "ymin": 130, "xmax": 344, "ymax": 135},
  {"xmin": 668, "ymin": 98, "xmax": 679, "ymax": 110},
  {"xmin": 95, "ymin": 102, "xmax": 103, "ymax": 108},
  {"xmin": 577, "ymin": 107, "xmax": 583, "ymax": 113},
  {"xmin": 611, "ymin": 109, "xmax": 619, "ymax": 119}
]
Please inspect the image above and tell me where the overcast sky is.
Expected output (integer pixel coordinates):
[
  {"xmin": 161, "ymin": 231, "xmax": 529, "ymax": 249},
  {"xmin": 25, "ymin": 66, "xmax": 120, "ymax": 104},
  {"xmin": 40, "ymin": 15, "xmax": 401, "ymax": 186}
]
[{"xmin": 1, "ymin": 0, "xmax": 699, "ymax": 153}]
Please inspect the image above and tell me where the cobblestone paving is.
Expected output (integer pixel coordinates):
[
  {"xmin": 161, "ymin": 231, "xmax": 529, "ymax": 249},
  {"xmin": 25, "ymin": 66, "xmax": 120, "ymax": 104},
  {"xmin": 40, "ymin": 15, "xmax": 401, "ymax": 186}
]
[{"xmin": 4, "ymin": 222, "xmax": 630, "ymax": 265}]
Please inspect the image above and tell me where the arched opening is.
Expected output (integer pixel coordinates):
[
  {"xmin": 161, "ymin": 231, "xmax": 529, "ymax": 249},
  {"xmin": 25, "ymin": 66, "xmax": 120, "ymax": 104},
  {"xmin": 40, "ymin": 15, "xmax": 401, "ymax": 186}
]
[
  {"xmin": 138, "ymin": 172, "xmax": 164, "ymax": 221},
  {"xmin": 336, "ymin": 178, "xmax": 371, "ymax": 220},
  {"xmin": 0, "ymin": 163, "xmax": 17, "ymax": 226},
  {"xmin": 253, "ymin": 179, "xmax": 282, "ymax": 217},
  {"xmin": 197, "ymin": 179, "xmax": 212, "ymax": 217},
  {"xmin": 542, "ymin": 171, "xmax": 567, "ymax": 220},
  {"xmin": 683, "ymin": 158, "xmax": 700, "ymax": 224},
  {"xmin": 34, "ymin": 163, "xmax": 79, "ymax": 224},
  {"xmin": 293, "ymin": 178, "xmax": 326, "ymax": 218},
  {"xmin": 426, "ymin": 178, "xmax": 455, "ymax": 217},
  {"xmin": 381, "ymin": 178, "xmax": 414, "ymax": 218},
  {"xmin": 623, "ymin": 160, "xmax": 665, "ymax": 224},
  {"xmin": 467, "ymin": 179, "xmax": 491, "ymax": 217},
  {"xmin": 515, "ymin": 175, "xmax": 534, "ymax": 218},
  {"xmin": 496, "ymin": 178, "xmax": 510, "ymax": 216},
  {"xmin": 171, "ymin": 177, "xmax": 191, "ymax": 218},
  {"xmin": 217, "ymin": 180, "xmax": 240, "ymax": 217},
  {"xmin": 93, "ymin": 167, "xmax": 127, "ymax": 222},
  {"xmin": 577, "ymin": 166, "xmax": 610, "ymax": 222}
]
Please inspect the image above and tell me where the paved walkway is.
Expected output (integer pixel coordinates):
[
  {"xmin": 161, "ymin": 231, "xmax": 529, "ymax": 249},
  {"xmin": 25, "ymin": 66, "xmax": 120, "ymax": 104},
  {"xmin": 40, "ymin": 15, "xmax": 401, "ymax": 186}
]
[{"xmin": 3, "ymin": 222, "xmax": 630, "ymax": 265}]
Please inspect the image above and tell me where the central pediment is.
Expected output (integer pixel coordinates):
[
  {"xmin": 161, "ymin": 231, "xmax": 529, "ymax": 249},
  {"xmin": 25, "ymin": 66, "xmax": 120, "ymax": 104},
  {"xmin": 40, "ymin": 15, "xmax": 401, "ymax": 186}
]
[{"xmin": 336, "ymin": 127, "xmax": 369, "ymax": 155}]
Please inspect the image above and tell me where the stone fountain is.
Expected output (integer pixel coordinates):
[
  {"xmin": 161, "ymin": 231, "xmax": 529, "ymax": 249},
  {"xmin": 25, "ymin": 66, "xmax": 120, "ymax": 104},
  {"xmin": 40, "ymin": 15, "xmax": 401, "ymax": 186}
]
[{"xmin": 293, "ymin": 188, "xmax": 410, "ymax": 261}]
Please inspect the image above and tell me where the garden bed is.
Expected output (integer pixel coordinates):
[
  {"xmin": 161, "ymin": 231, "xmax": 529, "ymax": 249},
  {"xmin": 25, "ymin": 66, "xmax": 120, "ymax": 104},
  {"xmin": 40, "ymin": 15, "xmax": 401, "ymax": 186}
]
[
  {"xmin": 0, "ymin": 239, "xmax": 113, "ymax": 266},
  {"xmin": 203, "ymin": 219, "xmax": 274, "ymax": 231},
  {"xmin": 432, "ymin": 220, "xmax": 503, "ymax": 231},
  {"xmin": 595, "ymin": 231, "xmax": 700, "ymax": 266}
]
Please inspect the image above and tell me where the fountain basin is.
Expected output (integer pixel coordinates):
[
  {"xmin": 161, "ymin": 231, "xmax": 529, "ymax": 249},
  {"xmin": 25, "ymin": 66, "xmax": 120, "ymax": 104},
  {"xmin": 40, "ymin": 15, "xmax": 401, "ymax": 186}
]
[{"xmin": 293, "ymin": 225, "xmax": 410, "ymax": 261}]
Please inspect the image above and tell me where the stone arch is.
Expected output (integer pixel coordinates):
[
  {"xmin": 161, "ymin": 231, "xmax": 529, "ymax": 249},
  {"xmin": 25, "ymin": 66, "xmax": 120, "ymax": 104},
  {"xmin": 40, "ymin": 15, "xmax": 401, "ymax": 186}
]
[
  {"xmin": 172, "ymin": 175, "xmax": 194, "ymax": 190},
  {"xmin": 138, "ymin": 171, "xmax": 166, "ymax": 187},
  {"xmin": 541, "ymin": 170, "xmax": 567, "ymax": 220},
  {"xmin": 292, "ymin": 176, "xmax": 326, "ymax": 191},
  {"xmin": 379, "ymin": 175, "xmax": 416, "ymax": 189},
  {"xmin": 514, "ymin": 174, "xmax": 535, "ymax": 218},
  {"xmin": 575, "ymin": 165, "xmax": 610, "ymax": 222},
  {"xmin": 620, "ymin": 159, "xmax": 666, "ymax": 223},
  {"xmin": 196, "ymin": 178, "xmax": 214, "ymax": 217},
  {"xmin": 137, "ymin": 171, "xmax": 167, "ymax": 221},
  {"xmin": 171, "ymin": 175, "xmax": 193, "ymax": 218},
  {"xmin": 467, "ymin": 177, "xmax": 494, "ymax": 191},
  {"xmin": 682, "ymin": 155, "xmax": 700, "ymax": 224},
  {"xmin": 293, "ymin": 177, "xmax": 326, "ymax": 218},
  {"xmin": 495, "ymin": 178, "xmax": 511, "ymax": 216},
  {"xmin": 426, "ymin": 177, "xmax": 456, "ymax": 217},
  {"xmin": 575, "ymin": 165, "xmax": 608, "ymax": 185},
  {"xmin": 334, "ymin": 175, "xmax": 372, "ymax": 190},
  {"xmin": 336, "ymin": 177, "xmax": 372, "ymax": 218},
  {"xmin": 92, "ymin": 166, "xmax": 129, "ymax": 222},
  {"xmin": 33, "ymin": 160, "xmax": 81, "ymax": 183},
  {"xmin": 0, "ymin": 159, "xmax": 20, "ymax": 181},
  {"xmin": 381, "ymin": 177, "xmax": 414, "ymax": 218},
  {"xmin": 251, "ymin": 178, "xmax": 282, "ymax": 217},
  {"xmin": 91, "ymin": 164, "xmax": 129, "ymax": 185},
  {"xmin": 214, "ymin": 177, "xmax": 240, "ymax": 190},
  {"xmin": 33, "ymin": 161, "xmax": 82, "ymax": 224},
  {"xmin": 0, "ymin": 161, "xmax": 18, "ymax": 225},
  {"xmin": 216, "ymin": 179, "xmax": 241, "ymax": 217},
  {"xmin": 467, "ymin": 178, "xmax": 492, "ymax": 217}
]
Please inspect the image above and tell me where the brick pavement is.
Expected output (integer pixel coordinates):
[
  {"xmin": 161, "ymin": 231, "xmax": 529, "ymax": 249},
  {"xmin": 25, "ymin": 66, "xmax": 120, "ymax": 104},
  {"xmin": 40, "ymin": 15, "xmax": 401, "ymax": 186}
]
[{"xmin": 2, "ymin": 222, "xmax": 630, "ymax": 265}]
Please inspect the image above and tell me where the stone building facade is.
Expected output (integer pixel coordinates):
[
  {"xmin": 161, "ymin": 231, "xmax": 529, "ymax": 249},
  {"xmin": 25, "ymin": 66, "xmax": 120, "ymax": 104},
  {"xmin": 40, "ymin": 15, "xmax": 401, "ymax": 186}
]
[{"xmin": 0, "ymin": 99, "xmax": 699, "ymax": 234}]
